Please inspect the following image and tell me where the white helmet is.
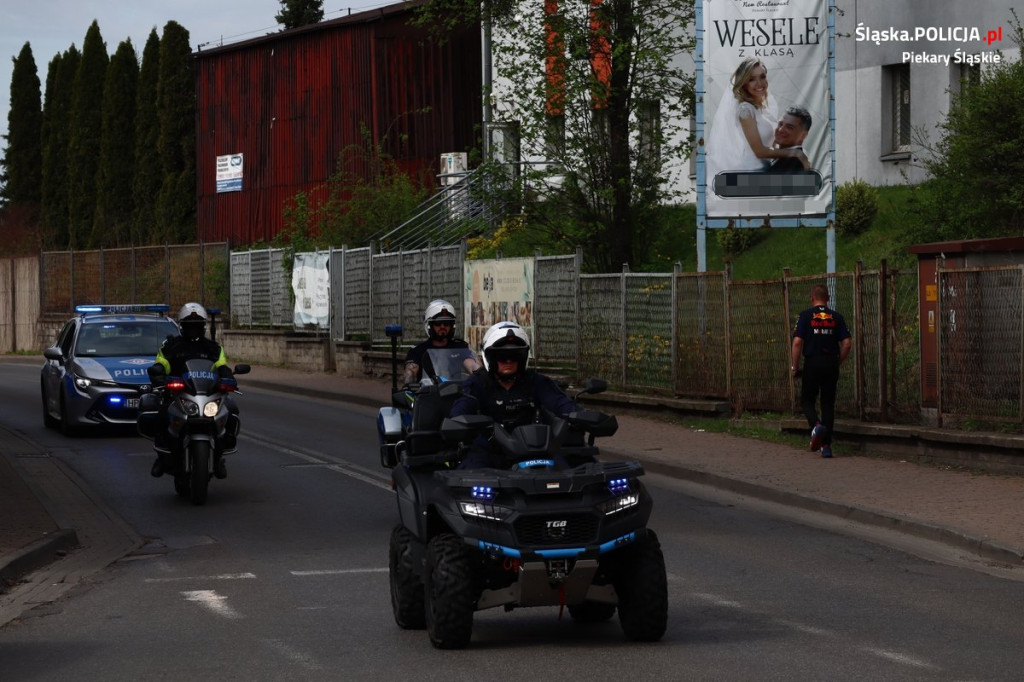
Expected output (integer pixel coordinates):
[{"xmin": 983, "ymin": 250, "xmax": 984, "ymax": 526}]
[
  {"xmin": 177, "ymin": 302, "xmax": 208, "ymax": 340},
  {"xmin": 423, "ymin": 299, "xmax": 457, "ymax": 339},
  {"xmin": 481, "ymin": 321, "xmax": 530, "ymax": 375}
]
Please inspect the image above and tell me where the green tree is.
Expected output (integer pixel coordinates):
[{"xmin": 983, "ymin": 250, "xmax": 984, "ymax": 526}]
[
  {"xmin": 913, "ymin": 20, "xmax": 1024, "ymax": 242},
  {"xmin": 276, "ymin": 0, "xmax": 325, "ymax": 29},
  {"xmin": 41, "ymin": 47, "xmax": 80, "ymax": 248},
  {"xmin": 155, "ymin": 21, "xmax": 196, "ymax": 244},
  {"xmin": 132, "ymin": 29, "xmax": 161, "ymax": 245},
  {"xmin": 1, "ymin": 42, "xmax": 43, "ymax": 210},
  {"xmin": 66, "ymin": 21, "xmax": 108, "ymax": 249},
  {"xmin": 416, "ymin": 0, "xmax": 696, "ymax": 272},
  {"xmin": 91, "ymin": 38, "xmax": 138, "ymax": 248}
]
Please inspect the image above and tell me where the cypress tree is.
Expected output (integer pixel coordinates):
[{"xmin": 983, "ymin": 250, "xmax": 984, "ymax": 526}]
[
  {"xmin": 132, "ymin": 29, "xmax": 161, "ymax": 245},
  {"xmin": 91, "ymin": 38, "xmax": 138, "ymax": 247},
  {"xmin": 41, "ymin": 47, "xmax": 80, "ymax": 248},
  {"xmin": 66, "ymin": 21, "xmax": 108, "ymax": 249},
  {"xmin": 155, "ymin": 21, "xmax": 195, "ymax": 244},
  {"xmin": 1, "ymin": 42, "xmax": 43, "ymax": 210}
]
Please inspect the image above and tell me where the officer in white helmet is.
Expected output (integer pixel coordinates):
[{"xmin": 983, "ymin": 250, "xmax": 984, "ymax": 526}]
[
  {"xmin": 403, "ymin": 299, "xmax": 478, "ymax": 385},
  {"xmin": 449, "ymin": 321, "xmax": 576, "ymax": 469}
]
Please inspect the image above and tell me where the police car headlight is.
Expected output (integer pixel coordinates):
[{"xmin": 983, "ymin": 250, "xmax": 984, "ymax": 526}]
[
  {"xmin": 74, "ymin": 376, "xmax": 92, "ymax": 390},
  {"xmin": 203, "ymin": 401, "xmax": 220, "ymax": 418},
  {"xmin": 459, "ymin": 501, "xmax": 512, "ymax": 521}
]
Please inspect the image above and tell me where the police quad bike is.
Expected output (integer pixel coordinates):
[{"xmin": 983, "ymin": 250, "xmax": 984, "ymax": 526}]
[
  {"xmin": 380, "ymin": 366, "xmax": 668, "ymax": 649},
  {"xmin": 138, "ymin": 358, "xmax": 250, "ymax": 505}
]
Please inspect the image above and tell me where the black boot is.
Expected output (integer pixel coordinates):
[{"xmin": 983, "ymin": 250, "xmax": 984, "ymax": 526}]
[
  {"xmin": 151, "ymin": 457, "xmax": 165, "ymax": 478},
  {"xmin": 214, "ymin": 456, "xmax": 227, "ymax": 479}
]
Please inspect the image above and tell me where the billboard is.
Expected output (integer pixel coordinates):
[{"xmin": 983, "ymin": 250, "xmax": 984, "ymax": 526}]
[
  {"xmin": 463, "ymin": 258, "xmax": 535, "ymax": 354},
  {"xmin": 216, "ymin": 153, "xmax": 244, "ymax": 193},
  {"xmin": 700, "ymin": 0, "xmax": 833, "ymax": 223}
]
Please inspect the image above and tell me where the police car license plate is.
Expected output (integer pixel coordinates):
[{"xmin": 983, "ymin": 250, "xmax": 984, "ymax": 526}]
[{"xmin": 126, "ymin": 398, "xmax": 140, "ymax": 409}]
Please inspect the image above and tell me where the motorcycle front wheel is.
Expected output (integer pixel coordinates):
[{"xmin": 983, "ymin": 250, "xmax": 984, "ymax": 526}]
[{"xmin": 188, "ymin": 441, "xmax": 211, "ymax": 505}]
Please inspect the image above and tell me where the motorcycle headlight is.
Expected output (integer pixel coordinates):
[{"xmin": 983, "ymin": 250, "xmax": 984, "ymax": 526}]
[
  {"xmin": 459, "ymin": 501, "xmax": 512, "ymax": 522},
  {"xmin": 203, "ymin": 400, "xmax": 220, "ymax": 418},
  {"xmin": 182, "ymin": 401, "xmax": 200, "ymax": 416}
]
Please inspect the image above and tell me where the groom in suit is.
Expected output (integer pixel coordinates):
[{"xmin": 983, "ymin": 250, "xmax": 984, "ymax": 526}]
[{"xmin": 767, "ymin": 107, "xmax": 812, "ymax": 173}]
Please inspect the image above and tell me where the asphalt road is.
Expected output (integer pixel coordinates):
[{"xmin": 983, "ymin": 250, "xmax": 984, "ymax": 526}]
[{"xmin": 1, "ymin": 364, "xmax": 1023, "ymax": 680}]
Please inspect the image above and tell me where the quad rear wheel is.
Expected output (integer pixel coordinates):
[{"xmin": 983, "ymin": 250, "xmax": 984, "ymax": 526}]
[{"xmin": 389, "ymin": 525, "xmax": 426, "ymax": 629}]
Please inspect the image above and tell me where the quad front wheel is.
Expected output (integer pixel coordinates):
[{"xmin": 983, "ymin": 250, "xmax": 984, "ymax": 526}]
[
  {"xmin": 614, "ymin": 529, "xmax": 668, "ymax": 642},
  {"xmin": 425, "ymin": 533, "xmax": 478, "ymax": 649}
]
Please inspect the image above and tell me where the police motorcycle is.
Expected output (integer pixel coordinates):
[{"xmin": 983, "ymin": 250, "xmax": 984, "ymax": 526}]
[
  {"xmin": 381, "ymin": 363, "xmax": 668, "ymax": 648},
  {"xmin": 137, "ymin": 358, "xmax": 250, "ymax": 505}
]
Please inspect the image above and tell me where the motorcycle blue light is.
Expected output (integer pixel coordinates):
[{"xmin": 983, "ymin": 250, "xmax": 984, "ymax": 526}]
[{"xmin": 471, "ymin": 486, "xmax": 495, "ymax": 500}]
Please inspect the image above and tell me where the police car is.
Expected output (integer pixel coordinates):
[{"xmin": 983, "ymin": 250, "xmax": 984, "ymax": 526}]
[{"xmin": 41, "ymin": 304, "xmax": 180, "ymax": 433}]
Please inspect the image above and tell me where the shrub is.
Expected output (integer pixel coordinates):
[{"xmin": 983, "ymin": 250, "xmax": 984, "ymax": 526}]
[
  {"xmin": 835, "ymin": 179, "xmax": 879, "ymax": 237},
  {"xmin": 716, "ymin": 226, "xmax": 767, "ymax": 257}
]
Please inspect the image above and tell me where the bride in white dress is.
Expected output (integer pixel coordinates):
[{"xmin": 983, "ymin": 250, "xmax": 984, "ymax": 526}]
[{"xmin": 706, "ymin": 58, "xmax": 808, "ymax": 190}]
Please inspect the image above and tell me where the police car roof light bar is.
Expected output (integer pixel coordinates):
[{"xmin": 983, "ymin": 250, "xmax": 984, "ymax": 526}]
[{"xmin": 75, "ymin": 304, "xmax": 171, "ymax": 315}]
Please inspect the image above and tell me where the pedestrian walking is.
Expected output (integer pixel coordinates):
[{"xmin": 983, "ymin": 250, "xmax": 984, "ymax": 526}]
[{"xmin": 791, "ymin": 284, "xmax": 852, "ymax": 458}]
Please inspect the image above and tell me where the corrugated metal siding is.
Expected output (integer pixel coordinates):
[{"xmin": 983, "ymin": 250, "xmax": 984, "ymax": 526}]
[{"xmin": 195, "ymin": 8, "xmax": 482, "ymax": 244}]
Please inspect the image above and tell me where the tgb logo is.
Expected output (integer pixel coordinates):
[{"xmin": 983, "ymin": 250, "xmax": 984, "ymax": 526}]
[{"xmin": 546, "ymin": 519, "xmax": 568, "ymax": 539}]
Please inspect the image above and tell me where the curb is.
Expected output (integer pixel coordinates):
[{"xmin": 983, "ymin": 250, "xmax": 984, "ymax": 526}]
[
  {"xmin": 0, "ymin": 529, "xmax": 80, "ymax": 591},
  {"xmin": 626, "ymin": 453, "xmax": 1024, "ymax": 566}
]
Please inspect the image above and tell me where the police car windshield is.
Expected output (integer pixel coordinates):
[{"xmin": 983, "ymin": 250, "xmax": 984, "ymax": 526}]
[{"xmin": 75, "ymin": 321, "xmax": 178, "ymax": 357}]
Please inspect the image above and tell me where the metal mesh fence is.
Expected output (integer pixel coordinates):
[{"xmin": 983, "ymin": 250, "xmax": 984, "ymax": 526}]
[
  {"xmin": 330, "ymin": 246, "xmax": 372, "ymax": 339},
  {"xmin": 730, "ymin": 278, "xmax": 791, "ymax": 411},
  {"xmin": 40, "ymin": 244, "xmax": 230, "ymax": 316},
  {"xmin": 229, "ymin": 248, "xmax": 291, "ymax": 328},
  {"xmin": 939, "ymin": 266, "xmax": 1023, "ymax": 423},
  {"xmin": 624, "ymin": 273, "xmax": 674, "ymax": 392},
  {"xmin": 675, "ymin": 273, "xmax": 728, "ymax": 398},
  {"xmin": 579, "ymin": 274, "xmax": 625, "ymax": 385},
  {"xmin": 534, "ymin": 254, "xmax": 579, "ymax": 368},
  {"xmin": 888, "ymin": 268, "xmax": 921, "ymax": 422}
]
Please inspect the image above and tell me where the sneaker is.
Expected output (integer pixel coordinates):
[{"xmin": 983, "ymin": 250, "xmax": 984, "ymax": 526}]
[
  {"xmin": 809, "ymin": 423, "xmax": 827, "ymax": 452},
  {"xmin": 820, "ymin": 445, "xmax": 833, "ymax": 458}
]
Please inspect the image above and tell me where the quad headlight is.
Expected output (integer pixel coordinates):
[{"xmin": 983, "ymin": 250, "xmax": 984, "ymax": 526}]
[
  {"xmin": 459, "ymin": 501, "xmax": 513, "ymax": 522},
  {"xmin": 599, "ymin": 493, "xmax": 640, "ymax": 516}
]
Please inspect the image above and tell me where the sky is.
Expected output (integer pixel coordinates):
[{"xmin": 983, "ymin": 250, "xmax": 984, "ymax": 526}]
[{"xmin": 0, "ymin": 1, "xmax": 392, "ymax": 147}]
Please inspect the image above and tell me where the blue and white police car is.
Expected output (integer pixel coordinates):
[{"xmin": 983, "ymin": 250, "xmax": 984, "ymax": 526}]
[{"xmin": 41, "ymin": 304, "xmax": 180, "ymax": 433}]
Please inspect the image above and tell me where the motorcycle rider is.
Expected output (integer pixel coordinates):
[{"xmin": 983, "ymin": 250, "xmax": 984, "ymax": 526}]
[
  {"xmin": 148, "ymin": 302, "xmax": 236, "ymax": 479},
  {"xmin": 404, "ymin": 299, "xmax": 478, "ymax": 385},
  {"xmin": 449, "ymin": 321, "xmax": 576, "ymax": 469}
]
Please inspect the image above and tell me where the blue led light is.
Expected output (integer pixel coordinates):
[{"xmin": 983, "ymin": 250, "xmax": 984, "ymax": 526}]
[
  {"xmin": 471, "ymin": 486, "xmax": 495, "ymax": 500},
  {"xmin": 608, "ymin": 477, "xmax": 631, "ymax": 495},
  {"xmin": 109, "ymin": 396, "xmax": 123, "ymax": 405}
]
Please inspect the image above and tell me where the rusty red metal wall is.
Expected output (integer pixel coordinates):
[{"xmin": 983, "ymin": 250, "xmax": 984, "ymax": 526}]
[{"xmin": 195, "ymin": 6, "xmax": 481, "ymax": 245}]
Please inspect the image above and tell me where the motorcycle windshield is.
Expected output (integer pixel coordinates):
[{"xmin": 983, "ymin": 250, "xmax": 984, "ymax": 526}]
[
  {"xmin": 423, "ymin": 347, "xmax": 478, "ymax": 384},
  {"xmin": 181, "ymin": 358, "xmax": 219, "ymax": 393}
]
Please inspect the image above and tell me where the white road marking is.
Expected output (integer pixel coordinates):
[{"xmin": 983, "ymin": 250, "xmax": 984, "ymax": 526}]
[
  {"xmin": 260, "ymin": 638, "xmax": 322, "ymax": 670},
  {"xmin": 290, "ymin": 568, "xmax": 389, "ymax": 576},
  {"xmin": 182, "ymin": 590, "xmax": 243, "ymax": 619},
  {"xmin": 691, "ymin": 593, "xmax": 941, "ymax": 673},
  {"xmin": 240, "ymin": 433, "xmax": 392, "ymax": 492},
  {"xmin": 862, "ymin": 648, "xmax": 939, "ymax": 670},
  {"xmin": 145, "ymin": 572, "xmax": 257, "ymax": 583}
]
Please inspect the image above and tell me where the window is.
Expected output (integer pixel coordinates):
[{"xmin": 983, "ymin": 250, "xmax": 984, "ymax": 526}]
[
  {"xmin": 950, "ymin": 61, "xmax": 981, "ymax": 97},
  {"xmin": 886, "ymin": 63, "xmax": 911, "ymax": 152}
]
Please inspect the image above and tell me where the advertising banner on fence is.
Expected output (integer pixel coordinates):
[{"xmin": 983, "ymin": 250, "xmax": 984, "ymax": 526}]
[
  {"xmin": 216, "ymin": 153, "xmax": 244, "ymax": 193},
  {"xmin": 702, "ymin": 0, "xmax": 832, "ymax": 221},
  {"xmin": 292, "ymin": 252, "xmax": 330, "ymax": 328},
  {"xmin": 463, "ymin": 258, "xmax": 535, "ymax": 353}
]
